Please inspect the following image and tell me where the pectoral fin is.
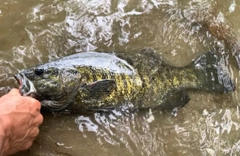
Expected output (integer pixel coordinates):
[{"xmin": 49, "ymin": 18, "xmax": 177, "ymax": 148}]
[{"xmin": 80, "ymin": 79, "xmax": 116, "ymax": 99}]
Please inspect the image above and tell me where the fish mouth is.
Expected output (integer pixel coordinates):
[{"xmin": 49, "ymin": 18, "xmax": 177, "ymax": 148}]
[
  {"xmin": 14, "ymin": 74, "xmax": 37, "ymax": 97},
  {"xmin": 14, "ymin": 74, "xmax": 22, "ymax": 87}
]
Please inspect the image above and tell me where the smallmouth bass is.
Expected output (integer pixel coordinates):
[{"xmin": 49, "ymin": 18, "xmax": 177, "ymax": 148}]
[{"xmin": 14, "ymin": 49, "xmax": 235, "ymax": 113}]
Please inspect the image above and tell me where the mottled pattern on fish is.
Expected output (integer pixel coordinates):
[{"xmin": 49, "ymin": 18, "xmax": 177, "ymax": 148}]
[
  {"xmin": 75, "ymin": 66, "xmax": 142, "ymax": 108},
  {"xmin": 116, "ymin": 50, "xmax": 206, "ymax": 109},
  {"xmin": 14, "ymin": 49, "xmax": 234, "ymax": 112}
]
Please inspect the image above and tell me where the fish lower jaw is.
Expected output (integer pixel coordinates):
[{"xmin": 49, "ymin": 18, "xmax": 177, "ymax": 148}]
[
  {"xmin": 19, "ymin": 85, "xmax": 37, "ymax": 97},
  {"xmin": 14, "ymin": 74, "xmax": 23, "ymax": 88},
  {"xmin": 23, "ymin": 91, "xmax": 35, "ymax": 97}
]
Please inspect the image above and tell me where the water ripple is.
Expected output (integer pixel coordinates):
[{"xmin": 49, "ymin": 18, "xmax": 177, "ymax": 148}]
[{"xmin": 1, "ymin": 0, "xmax": 240, "ymax": 155}]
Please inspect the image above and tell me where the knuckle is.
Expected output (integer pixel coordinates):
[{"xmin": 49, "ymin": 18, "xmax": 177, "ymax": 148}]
[
  {"xmin": 28, "ymin": 98, "xmax": 41, "ymax": 109},
  {"xmin": 37, "ymin": 114, "xmax": 44, "ymax": 125},
  {"xmin": 21, "ymin": 141, "xmax": 33, "ymax": 151},
  {"xmin": 39, "ymin": 114, "xmax": 44, "ymax": 124},
  {"xmin": 33, "ymin": 114, "xmax": 44, "ymax": 125},
  {"xmin": 31, "ymin": 127, "xmax": 40, "ymax": 137}
]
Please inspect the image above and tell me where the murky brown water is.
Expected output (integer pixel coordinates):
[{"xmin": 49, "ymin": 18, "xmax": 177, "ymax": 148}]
[{"xmin": 0, "ymin": 0, "xmax": 239, "ymax": 155}]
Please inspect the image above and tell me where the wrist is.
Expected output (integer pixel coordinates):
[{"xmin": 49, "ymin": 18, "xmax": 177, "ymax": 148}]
[
  {"xmin": 0, "ymin": 123, "xmax": 7, "ymax": 156},
  {"xmin": 0, "ymin": 116, "xmax": 11, "ymax": 156}
]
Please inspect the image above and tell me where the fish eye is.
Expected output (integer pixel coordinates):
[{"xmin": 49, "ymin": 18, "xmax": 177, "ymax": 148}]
[{"xmin": 34, "ymin": 68, "xmax": 44, "ymax": 76}]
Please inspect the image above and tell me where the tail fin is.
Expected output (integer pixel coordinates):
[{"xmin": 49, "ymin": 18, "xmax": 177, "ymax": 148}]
[{"xmin": 191, "ymin": 52, "xmax": 235, "ymax": 93}]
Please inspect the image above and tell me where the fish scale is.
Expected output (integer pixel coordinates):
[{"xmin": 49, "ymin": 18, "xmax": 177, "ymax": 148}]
[
  {"xmin": 73, "ymin": 65, "xmax": 142, "ymax": 108},
  {"xmin": 14, "ymin": 50, "xmax": 234, "ymax": 113}
]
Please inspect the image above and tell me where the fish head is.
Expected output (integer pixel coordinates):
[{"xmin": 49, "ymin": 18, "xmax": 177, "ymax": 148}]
[{"xmin": 14, "ymin": 66, "xmax": 81, "ymax": 111}]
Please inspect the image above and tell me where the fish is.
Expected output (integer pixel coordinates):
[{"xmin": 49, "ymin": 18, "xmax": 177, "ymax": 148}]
[{"xmin": 14, "ymin": 49, "xmax": 235, "ymax": 113}]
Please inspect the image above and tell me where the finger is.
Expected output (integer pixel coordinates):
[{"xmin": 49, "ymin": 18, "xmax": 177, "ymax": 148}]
[
  {"xmin": 28, "ymin": 126, "xmax": 40, "ymax": 138},
  {"xmin": 27, "ymin": 99, "xmax": 41, "ymax": 116},
  {"xmin": 32, "ymin": 114, "xmax": 44, "ymax": 126},
  {"xmin": 14, "ymin": 97, "xmax": 40, "ymax": 112},
  {"xmin": 0, "ymin": 89, "xmax": 21, "ymax": 103},
  {"xmin": 28, "ymin": 97, "xmax": 41, "ymax": 109},
  {"xmin": 19, "ymin": 140, "xmax": 34, "ymax": 151}
]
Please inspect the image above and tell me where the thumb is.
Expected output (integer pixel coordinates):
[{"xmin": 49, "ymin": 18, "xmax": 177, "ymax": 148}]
[{"xmin": 8, "ymin": 88, "xmax": 21, "ymax": 96}]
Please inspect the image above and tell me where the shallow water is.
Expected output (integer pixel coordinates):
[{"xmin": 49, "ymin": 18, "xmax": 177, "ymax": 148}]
[{"xmin": 0, "ymin": 0, "xmax": 239, "ymax": 155}]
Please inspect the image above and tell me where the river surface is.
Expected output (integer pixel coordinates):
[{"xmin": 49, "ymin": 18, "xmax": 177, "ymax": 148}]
[{"xmin": 0, "ymin": 0, "xmax": 240, "ymax": 155}]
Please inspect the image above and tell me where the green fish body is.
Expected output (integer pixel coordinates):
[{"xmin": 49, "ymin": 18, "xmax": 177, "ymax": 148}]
[{"xmin": 14, "ymin": 49, "xmax": 234, "ymax": 112}]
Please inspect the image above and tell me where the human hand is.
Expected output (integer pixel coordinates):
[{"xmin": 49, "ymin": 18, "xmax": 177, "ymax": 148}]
[{"xmin": 0, "ymin": 88, "xmax": 43, "ymax": 155}]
